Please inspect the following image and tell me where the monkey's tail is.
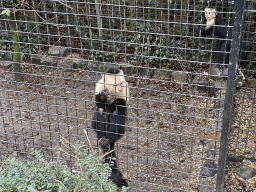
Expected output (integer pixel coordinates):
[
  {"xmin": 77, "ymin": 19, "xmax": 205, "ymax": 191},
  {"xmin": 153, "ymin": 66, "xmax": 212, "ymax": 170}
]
[
  {"xmin": 109, "ymin": 166, "xmax": 128, "ymax": 188},
  {"xmin": 103, "ymin": 144, "xmax": 128, "ymax": 188}
]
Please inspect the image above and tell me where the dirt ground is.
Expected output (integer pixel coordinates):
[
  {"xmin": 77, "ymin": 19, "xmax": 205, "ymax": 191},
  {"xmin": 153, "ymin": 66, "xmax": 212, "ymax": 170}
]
[{"xmin": 0, "ymin": 64, "xmax": 255, "ymax": 191}]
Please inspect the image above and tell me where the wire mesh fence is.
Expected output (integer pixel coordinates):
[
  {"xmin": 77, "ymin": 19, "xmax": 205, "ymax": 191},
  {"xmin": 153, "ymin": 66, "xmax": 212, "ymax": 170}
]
[{"xmin": 0, "ymin": 0, "xmax": 255, "ymax": 191}]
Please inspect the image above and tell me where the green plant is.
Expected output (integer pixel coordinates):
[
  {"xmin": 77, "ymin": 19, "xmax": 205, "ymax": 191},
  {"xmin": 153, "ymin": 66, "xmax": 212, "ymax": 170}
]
[{"xmin": 0, "ymin": 138, "xmax": 129, "ymax": 192}]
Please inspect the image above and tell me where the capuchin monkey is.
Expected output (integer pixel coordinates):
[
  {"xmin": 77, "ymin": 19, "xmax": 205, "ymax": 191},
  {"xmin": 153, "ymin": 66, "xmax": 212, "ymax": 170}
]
[
  {"xmin": 201, "ymin": 7, "xmax": 249, "ymax": 71},
  {"xmin": 92, "ymin": 67, "xmax": 129, "ymax": 188}
]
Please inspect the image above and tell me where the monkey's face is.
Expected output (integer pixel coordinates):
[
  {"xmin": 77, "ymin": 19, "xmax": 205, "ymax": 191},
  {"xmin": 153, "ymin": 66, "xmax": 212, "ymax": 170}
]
[
  {"xmin": 104, "ymin": 74, "xmax": 126, "ymax": 95},
  {"xmin": 205, "ymin": 11, "xmax": 211, "ymax": 20},
  {"xmin": 204, "ymin": 7, "xmax": 216, "ymax": 20}
]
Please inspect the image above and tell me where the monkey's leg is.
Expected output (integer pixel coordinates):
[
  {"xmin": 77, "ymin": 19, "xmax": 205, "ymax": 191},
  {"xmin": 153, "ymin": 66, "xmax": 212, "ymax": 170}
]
[
  {"xmin": 98, "ymin": 137, "xmax": 110, "ymax": 149},
  {"xmin": 92, "ymin": 108, "xmax": 108, "ymax": 140},
  {"xmin": 106, "ymin": 98, "xmax": 127, "ymax": 143}
]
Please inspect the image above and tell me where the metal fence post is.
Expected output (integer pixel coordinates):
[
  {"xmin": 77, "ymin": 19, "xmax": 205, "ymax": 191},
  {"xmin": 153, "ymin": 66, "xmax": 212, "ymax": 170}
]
[
  {"xmin": 64, "ymin": 1, "xmax": 72, "ymax": 49},
  {"xmin": 216, "ymin": 0, "xmax": 246, "ymax": 191}
]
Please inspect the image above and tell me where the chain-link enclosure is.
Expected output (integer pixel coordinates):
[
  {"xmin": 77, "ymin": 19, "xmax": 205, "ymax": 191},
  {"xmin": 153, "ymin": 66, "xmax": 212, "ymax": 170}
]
[{"xmin": 0, "ymin": 0, "xmax": 255, "ymax": 191}]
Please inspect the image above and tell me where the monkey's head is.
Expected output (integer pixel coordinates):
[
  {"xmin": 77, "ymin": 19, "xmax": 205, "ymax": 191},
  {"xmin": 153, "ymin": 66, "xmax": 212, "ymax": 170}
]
[
  {"xmin": 96, "ymin": 68, "xmax": 129, "ymax": 102},
  {"xmin": 205, "ymin": 7, "xmax": 216, "ymax": 20},
  {"xmin": 204, "ymin": 7, "xmax": 216, "ymax": 29}
]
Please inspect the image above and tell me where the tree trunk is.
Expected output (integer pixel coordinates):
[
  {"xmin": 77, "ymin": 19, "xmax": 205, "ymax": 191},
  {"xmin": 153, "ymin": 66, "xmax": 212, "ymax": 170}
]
[{"xmin": 11, "ymin": 14, "xmax": 23, "ymax": 82}]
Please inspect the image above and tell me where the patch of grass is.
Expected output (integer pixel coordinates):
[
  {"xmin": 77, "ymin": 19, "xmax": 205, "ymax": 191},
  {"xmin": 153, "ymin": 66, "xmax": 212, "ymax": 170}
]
[{"xmin": 0, "ymin": 137, "xmax": 129, "ymax": 192}]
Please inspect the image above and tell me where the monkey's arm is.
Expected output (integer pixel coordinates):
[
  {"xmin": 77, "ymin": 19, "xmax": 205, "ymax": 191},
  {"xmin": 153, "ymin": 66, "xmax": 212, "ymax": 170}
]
[
  {"xmin": 201, "ymin": 26, "xmax": 213, "ymax": 36},
  {"xmin": 96, "ymin": 88, "xmax": 118, "ymax": 112},
  {"xmin": 95, "ymin": 88, "xmax": 109, "ymax": 110}
]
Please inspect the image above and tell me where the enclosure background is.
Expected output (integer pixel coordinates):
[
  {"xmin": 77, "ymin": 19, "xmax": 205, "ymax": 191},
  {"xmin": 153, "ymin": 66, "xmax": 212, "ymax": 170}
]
[{"xmin": 0, "ymin": 0, "xmax": 255, "ymax": 191}]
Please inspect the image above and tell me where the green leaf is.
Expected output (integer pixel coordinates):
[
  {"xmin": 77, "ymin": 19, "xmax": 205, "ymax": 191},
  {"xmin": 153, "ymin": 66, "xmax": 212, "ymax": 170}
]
[{"xmin": 1, "ymin": 9, "xmax": 10, "ymax": 16}]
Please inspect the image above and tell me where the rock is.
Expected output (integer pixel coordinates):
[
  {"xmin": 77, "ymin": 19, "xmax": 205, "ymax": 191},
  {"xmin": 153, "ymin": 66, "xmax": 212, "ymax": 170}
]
[
  {"xmin": 199, "ymin": 147, "xmax": 217, "ymax": 192},
  {"xmin": 68, "ymin": 53, "xmax": 86, "ymax": 69},
  {"xmin": 72, "ymin": 58, "xmax": 85, "ymax": 69},
  {"xmin": 57, "ymin": 59, "xmax": 74, "ymax": 69},
  {"xmin": 172, "ymin": 71, "xmax": 190, "ymax": 82},
  {"xmin": 0, "ymin": 61, "xmax": 12, "ymax": 69},
  {"xmin": 86, "ymin": 62, "xmax": 118, "ymax": 72},
  {"xmin": 57, "ymin": 54, "xmax": 86, "ymax": 69},
  {"xmin": 4, "ymin": 73, "xmax": 13, "ymax": 81},
  {"xmin": 234, "ymin": 165, "xmax": 256, "ymax": 179},
  {"xmin": 222, "ymin": 67, "xmax": 229, "ymax": 77},
  {"xmin": 200, "ymin": 147, "xmax": 217, "ymax": 177},
  {"xmin": 41, "ymin": 56, "xmax": 57, "ymax": 67},
  {"xmin": 209, "ymin": 65, "xmax": 228, "ymax": 79},
  {"xmin": 31, "ymin": 55, "xmax": 43, "ymax": 65},
  {"xmin": 213, "ymin": 80, "xmax": 227, "ymax": 90},
  {"xmin": 192, "ymin": 79, "xmax": 210, "ymax": 93},
  {"xmin": 139, "ymin": 67, "xmax": 148, "ymax": 76},
  {"xmin": 209, "ymin": 65, "xmax": 221, "ymax": 79},
  {"xmin": 47, "ymin": 46, "xmax": 69, "ymax": 57}
]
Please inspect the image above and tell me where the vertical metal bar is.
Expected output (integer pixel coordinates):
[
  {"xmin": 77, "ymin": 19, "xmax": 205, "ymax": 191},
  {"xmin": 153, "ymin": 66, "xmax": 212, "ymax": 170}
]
[
  {"xmin": 64, "ymin": 1, "xmax": 72, "ymax": 49},
  {"xmin": 216, "ymin": 0, "xmax": 245, "ymax": 191},
  {"xmin": 95, "ymin": 0, "xmax": 102, "ymax": 39}
]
